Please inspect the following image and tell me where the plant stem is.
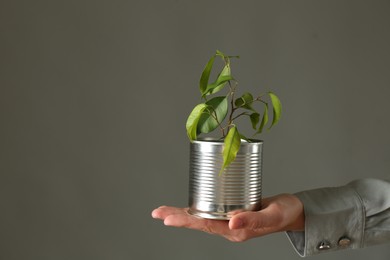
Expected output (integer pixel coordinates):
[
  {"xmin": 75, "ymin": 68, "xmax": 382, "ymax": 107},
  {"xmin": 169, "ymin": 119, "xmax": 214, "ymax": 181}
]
[
  {"xmin": 212, "ymin": 109, "xmax": 225, "ymax": 136},
  {"xmin": 231, "ymin": 111, "xmax": 250, "ymax": 121},
  {"xmin": 227, "ymin": 81, "xmax": 237, "ymax": 130}
]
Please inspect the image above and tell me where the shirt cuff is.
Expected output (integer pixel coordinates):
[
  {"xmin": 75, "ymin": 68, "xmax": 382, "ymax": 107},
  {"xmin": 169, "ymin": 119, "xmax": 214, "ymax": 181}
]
[{"xmin": 286, "ymin": 185, "xmax": 365, "ymax": 257}]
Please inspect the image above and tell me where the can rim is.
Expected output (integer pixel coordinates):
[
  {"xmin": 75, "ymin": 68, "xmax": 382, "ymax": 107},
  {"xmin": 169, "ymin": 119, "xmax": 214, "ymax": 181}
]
[{"xmin": 192, "ymin": 137, "xmax": 263, "ymax": 145}]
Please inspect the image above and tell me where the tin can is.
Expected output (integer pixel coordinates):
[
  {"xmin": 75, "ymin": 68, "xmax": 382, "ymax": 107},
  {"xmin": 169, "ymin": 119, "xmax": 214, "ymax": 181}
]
[{"xmin": 188, "ymin": 138, "xmax": 263, "ymax": 220}]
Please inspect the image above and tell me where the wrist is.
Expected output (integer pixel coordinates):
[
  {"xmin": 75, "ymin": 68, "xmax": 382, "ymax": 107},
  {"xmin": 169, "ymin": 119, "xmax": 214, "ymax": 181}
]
[{"xmin": 283, "ymin": 194, "xmax": 305, "ymax": 232}]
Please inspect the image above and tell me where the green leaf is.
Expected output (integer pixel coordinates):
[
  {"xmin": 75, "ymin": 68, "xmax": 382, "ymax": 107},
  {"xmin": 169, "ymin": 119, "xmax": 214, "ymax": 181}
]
[
  {"xmin": 203, "ymin": 64, "xmax": 233, "ymax": 96},
  {"xmin": 249, "ymin": 113, "xmax": 260, "ymax": 130},
  {"xmin": 235, "ymin": 92, "xmax": 255, "ymax": 111},
  {"xmin": 257, "ymin": 103, "xmax": 269, "ymax": 134},
  {"xmin": 197, "ymin": 96, "xmax": 228, "ymax": 134},
  {"xmin": 220, "ymin": 126, "xmax": 241, "ymax": 174},
  {"xmin": 199, "ymin": 55, "xmax": 215, "ymax": 96},
  {"xmin": 268, "ymin": 92, "xmax": 282, "ymax": 128},
  {"xmin": 186, "ymin": 103, "xmax": 208, "ymax": 141}
]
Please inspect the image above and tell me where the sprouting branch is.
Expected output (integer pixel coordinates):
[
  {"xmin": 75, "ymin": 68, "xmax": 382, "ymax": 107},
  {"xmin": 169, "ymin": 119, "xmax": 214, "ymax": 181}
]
[
  {"xmin": 227, "ymin": 80, "xmax": 238, "ymax": 128},
  {"xmin": 231, "ymin": 111, "xmax": 250, "ymax": 121},
  {"xmin": 211, "ymin": 109, "xmax": 225, "ymax": 136}
]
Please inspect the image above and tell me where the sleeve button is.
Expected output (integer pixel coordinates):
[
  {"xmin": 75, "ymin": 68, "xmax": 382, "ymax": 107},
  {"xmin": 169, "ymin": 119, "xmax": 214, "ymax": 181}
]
[
  {"xmin": 338, "ymin": 237, "xmax": 351, "ymax": 247},
  {"xmin": 317, "ymin": 240, "xmax": 331, "ymax": 250}
]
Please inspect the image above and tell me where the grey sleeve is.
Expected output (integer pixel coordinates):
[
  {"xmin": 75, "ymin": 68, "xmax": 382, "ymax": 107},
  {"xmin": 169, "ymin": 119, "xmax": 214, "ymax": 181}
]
[{"xmin": 286, "ymin": 178, "xmax": 390, "ymax": 257}]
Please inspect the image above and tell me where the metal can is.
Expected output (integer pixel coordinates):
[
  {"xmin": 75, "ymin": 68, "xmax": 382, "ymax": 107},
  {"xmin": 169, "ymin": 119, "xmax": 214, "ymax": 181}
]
[{"xmin": 188, "ymin": 138, "xmax": 263, "ymax": 219}]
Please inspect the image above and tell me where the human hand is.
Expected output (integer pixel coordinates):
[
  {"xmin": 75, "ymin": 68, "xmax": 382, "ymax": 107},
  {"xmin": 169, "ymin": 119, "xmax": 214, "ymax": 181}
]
[{"xmin": 151, "ymin": 194, "xmax": 304, "ymax": 242}]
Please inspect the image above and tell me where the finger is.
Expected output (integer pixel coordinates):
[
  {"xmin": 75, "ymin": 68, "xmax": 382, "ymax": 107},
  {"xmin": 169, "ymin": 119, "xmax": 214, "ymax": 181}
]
[
  {"xmin": 164, "ymin": 212, "xmax": 204, "ymax": 227},
  {"xmin": 154, "ymin": 207, "xmax": 235, "ymax": 238},
  {"xmin": 151, "ymin": 206, "xmax": 187, "ymax": 220},
  {"xmin": 165, "ymin": 212, "xmax": 232, "ymax": 236}
]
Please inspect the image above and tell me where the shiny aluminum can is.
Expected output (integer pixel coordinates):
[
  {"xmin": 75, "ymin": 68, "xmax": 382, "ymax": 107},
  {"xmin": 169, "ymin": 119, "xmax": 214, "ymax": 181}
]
[{"xmin": 188, "ymin": 138, "xmax": 263, "ymax": 220}]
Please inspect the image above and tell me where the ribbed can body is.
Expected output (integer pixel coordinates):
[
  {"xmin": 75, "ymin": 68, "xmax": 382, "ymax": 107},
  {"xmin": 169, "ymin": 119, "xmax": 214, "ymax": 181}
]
[{"xmin": 188, "ymin": 139, "xmax": 263, "ymax": 220}]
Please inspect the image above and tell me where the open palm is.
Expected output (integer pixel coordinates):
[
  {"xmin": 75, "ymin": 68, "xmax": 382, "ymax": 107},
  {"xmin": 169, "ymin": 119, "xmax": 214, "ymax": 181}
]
[{"xmin": 152, "ymin": 194, "xmax": 304, "ymax": 242}]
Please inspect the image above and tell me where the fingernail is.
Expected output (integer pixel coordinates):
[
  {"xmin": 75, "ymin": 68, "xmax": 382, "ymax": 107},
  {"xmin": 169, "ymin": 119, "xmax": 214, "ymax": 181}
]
[
  {"xmin": 164, "ymin": 217, "xmax": 173, "ymax": 226},
  {"xmin": 231, "ymin": 218, "xmax": 244, "ymax": 229},
  {"xmin": 151, "ymin": 209, "xmax": 160, "ymax": 219}
]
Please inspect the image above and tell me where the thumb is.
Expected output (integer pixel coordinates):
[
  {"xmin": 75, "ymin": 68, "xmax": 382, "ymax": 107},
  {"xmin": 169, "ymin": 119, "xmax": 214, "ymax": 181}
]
[{"xmin": 229, "ymin": 209, "xmax": 280, "ymax": 231}]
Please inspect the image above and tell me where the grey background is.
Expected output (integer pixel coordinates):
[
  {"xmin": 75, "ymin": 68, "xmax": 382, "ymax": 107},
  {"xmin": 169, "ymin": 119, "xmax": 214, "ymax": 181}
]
[{"xmin": 1, "ymin": 0, "xmax": 389, "ymax": 259}]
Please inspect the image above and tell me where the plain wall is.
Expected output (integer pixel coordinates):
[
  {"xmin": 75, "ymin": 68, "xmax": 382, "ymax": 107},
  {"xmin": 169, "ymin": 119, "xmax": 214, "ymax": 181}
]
[{"xmin": 1, "ymin": 0, "xmax": 389, "ymax": 259}]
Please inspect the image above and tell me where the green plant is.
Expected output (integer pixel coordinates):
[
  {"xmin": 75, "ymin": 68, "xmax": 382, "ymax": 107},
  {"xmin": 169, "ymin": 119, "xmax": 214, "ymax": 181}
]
[{"xmin": 186, "ymin": 50, "xmax": 282, "ymax": 173}]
